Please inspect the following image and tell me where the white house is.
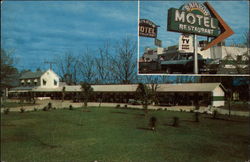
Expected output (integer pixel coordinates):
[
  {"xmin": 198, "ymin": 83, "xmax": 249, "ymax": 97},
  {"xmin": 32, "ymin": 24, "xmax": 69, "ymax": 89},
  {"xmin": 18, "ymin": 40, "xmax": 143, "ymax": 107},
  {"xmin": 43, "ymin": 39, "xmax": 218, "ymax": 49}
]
[{"xmin": 19, "ymin": 69, "xmax": 60, "ymax": 89}]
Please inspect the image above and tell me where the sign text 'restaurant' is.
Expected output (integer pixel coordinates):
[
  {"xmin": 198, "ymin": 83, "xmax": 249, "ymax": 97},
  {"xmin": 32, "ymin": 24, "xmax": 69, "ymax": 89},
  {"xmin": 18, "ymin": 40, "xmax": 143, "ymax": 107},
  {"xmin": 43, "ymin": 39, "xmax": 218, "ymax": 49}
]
[{"xmin": 167, "ymin": 8, "xmax": 220, "ymax": 37}]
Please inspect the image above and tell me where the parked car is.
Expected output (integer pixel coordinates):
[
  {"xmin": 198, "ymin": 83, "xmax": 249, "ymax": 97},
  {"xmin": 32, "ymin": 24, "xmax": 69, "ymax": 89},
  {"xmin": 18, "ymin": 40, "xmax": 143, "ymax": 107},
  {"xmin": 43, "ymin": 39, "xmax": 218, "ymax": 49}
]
[{"xmin": 160, "ymin": 53, "xmax": 219, "ymax": 74}]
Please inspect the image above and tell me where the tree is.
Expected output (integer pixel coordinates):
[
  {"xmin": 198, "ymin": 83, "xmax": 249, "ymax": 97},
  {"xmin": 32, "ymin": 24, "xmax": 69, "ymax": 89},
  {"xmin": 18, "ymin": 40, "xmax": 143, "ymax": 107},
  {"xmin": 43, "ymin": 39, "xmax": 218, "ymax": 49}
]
[
  {"xmin": 1, "ymin": 49, "xmax": 19, "ymax": 88},
  {"xmin": 78, "ymin": 49, "xmax": 96, "ymax": 83},
  {"xmin": 95, "ymin": 41, "xmax": 113, "ymax": 84},
  {"xmin": 145, "ymin": 76, "xmax": 160, "ymax": 105},
  {"xmin": 62, "ymin": 86, "xmax": 66, "ymax": 102},
  {"xmin": 80, "ymin": 82, "xmax": 93, "ymax": 107},
  {"xmin": 109, "ymin": 37, "xmax": 137, "ymax": 84},
  {"xmin": 136, "ymin": 83, "xmax": 152, "ymax": 114},
  {"xmin": 0, "ymin": 49, "xmax": 19, "ymax": 103},
  {"xmin": 54, "ymin": 52, "xmax": 79, "ymax": 85}
]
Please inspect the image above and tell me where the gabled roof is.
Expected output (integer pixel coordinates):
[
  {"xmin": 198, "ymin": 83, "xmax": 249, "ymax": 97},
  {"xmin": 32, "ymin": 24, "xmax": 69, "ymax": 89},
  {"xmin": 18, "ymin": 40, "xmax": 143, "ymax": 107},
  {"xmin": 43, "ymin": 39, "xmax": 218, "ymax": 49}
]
[
  {"xmin": 19, "ymin": 69, "xmax": 60, "ymax": 79},
  {"xmin": 20, "ymin": 71, "xmax": 45, "ymax": 79}
]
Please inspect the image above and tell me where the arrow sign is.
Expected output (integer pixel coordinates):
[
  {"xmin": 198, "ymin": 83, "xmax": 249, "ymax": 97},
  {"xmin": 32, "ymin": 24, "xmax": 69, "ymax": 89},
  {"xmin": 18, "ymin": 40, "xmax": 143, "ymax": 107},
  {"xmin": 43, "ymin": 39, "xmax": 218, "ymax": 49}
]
[{"xmin": 202, "ymin": 2, "xmax": 234, "ymax": 50}]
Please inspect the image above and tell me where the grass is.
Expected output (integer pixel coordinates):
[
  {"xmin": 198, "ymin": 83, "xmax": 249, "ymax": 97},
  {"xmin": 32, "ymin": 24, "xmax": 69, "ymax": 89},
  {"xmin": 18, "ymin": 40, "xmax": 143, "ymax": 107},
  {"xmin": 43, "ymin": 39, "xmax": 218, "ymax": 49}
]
[{"xmin": 1, "ymin": 107, "xmax": 249, "ymax": 162}]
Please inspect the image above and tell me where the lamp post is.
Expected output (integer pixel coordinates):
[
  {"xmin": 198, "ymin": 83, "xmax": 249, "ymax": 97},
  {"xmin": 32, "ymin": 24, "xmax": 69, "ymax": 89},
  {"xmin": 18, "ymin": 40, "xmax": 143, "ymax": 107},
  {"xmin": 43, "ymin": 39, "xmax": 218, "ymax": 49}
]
[{"xmin": 193, "ymin": 34, "xmax": 198, "ymax": 74}]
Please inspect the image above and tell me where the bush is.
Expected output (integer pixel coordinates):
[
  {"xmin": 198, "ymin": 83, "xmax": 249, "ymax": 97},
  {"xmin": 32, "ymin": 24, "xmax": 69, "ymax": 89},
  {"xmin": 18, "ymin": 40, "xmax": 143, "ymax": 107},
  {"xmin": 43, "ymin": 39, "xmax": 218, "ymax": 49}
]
[
  {"xmin": 190, "ymin": 110, "xmax": 194, "ymax": 113},
  {"xmin": 213, "ymin": 110, "xmax": 218, "ymax": 119},
  {"xmin": 116, "ymin": 105, "xmax": 120, "ymax": 108},
  {"xmin": 149, "ymin": 116, "xmax": 157, "ymax": 130},
  {"xmin": 43, "ymin": 106, "xmax": 48, "ymax": 111},
  {"xmin": 69, "ymin": 105, "xmax": 73, "ymax": 110},
  {"xmin": 4, "ymin": 108, "xmax": 10, "ymax": 114},
  {"xmin": 180, "ymin": 109, "xmax": 183, "ymax": 112},
  {"xmin": 194, "ymin": 112, "xmax": 199, "ymax": 122},
  {"xmin": 20, "ymin": 108, "xmax": 25, "ymax": 113},
  {"xmin": 53, "ymin": 107, "xmax": 57, "ymax": 110},
  {"xmin": 124, "ymin": 105, "xmax": 128, "ymax": 108},
  {"xmin": 173, "ymin": 117, "xmax": 179, "ymax": 127},
  {"xmin": 33, "ymin": 108, "xmax": 37, "ymax": 111},
  {"xmin": 48, "ymin": 102, "xmax": 52, "ymax": 109}
]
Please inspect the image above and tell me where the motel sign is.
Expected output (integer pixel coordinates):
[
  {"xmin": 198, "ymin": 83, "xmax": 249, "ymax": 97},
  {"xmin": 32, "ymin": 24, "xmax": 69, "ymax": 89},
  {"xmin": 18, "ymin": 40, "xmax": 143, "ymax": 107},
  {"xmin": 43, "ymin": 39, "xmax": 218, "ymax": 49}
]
[
  {"xmin": 139, "ymin": 19, "xmax": 158, "ymax": 38},
  {"xmin": 167, "ymin": 7, "xmax": 220, "ymax": 37}
]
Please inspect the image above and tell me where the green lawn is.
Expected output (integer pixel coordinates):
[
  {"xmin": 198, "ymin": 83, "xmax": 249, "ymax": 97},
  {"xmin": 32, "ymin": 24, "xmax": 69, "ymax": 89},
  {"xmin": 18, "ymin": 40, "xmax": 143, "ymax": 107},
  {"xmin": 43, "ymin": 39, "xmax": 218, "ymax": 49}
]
[{"xmin": 1, "ymin": 107, "xmax": 249, "ymax": 162}]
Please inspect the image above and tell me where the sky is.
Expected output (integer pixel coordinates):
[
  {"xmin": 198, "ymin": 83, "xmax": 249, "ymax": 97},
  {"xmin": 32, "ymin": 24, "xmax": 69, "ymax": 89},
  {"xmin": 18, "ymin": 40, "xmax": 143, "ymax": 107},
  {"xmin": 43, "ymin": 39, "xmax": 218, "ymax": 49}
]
[
  {"xmin": 1, "ymin": 1, "xmax": 249, "ymax": 71},
  {"xmin": 139, "ymin": 0, "xmax": 249, "ymax": 56},
  {"xmin": 1, "ymin": 1, "xmax": 138, "ymax": 71}
]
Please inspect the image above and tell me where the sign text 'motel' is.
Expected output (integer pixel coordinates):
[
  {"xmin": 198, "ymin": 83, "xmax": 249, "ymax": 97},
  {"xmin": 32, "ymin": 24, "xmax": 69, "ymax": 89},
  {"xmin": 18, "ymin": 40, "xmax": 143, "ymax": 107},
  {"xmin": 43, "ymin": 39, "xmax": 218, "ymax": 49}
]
[
  {"xmin": 167, "ymin": 8, "xmax": 220, "ymax": 37},
  {"xmin": 139, "ymin": 19, "xmax": 158, "ymax": 38}
]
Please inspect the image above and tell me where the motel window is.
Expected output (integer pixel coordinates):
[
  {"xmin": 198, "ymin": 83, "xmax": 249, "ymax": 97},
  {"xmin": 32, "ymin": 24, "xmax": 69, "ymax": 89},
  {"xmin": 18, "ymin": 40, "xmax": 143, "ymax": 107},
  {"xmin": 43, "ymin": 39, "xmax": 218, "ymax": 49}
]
[{"xmin": 43, "ymin": 79, "xmax": 47, "ymax": 86}]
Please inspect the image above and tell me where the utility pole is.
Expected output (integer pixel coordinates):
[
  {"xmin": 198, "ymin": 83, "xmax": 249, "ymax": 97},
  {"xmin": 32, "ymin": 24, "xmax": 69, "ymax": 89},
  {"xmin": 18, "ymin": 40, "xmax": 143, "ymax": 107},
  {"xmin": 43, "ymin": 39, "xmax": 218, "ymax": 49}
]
[{"xmin": 44, "ymin": 61, "xmax": 56, "ymax": 70}]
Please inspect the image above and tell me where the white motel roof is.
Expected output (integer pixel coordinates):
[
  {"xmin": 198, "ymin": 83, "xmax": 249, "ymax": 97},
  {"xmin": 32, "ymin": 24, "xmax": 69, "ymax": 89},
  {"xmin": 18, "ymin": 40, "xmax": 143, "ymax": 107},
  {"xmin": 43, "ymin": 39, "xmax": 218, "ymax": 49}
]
[{"xmin": 10, "ymin": 83, "xmax": 226, "ymax": 93}]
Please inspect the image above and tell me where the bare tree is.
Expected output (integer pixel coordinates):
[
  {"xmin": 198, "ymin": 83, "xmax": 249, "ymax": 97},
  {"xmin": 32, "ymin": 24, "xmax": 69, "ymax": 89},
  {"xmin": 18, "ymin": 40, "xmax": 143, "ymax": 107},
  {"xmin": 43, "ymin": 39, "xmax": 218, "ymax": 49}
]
[
  {"xmin": 109, "ymin": 37, "xmax": 137, "ymax": 84},
  {"xmin": 78, "ymin": 48, "xmax": 96, "ymax": 83},
  {"xmin": 95, "ymin": 42, "xmax": 113, "ymax": 84},
  {"xmin": 54, "ymin": 52, "xmax": 79, "ymax": 84}
]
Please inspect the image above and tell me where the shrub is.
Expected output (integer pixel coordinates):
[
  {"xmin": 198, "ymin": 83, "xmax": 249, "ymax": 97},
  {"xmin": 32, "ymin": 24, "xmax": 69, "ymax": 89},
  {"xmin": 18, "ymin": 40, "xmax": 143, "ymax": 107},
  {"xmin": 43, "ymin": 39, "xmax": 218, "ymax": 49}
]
[
  {"xmin": 48, "ymin": 102, "xmax": 52, "ymax": 109},
  {"xmin": 43, "ymin": 106, "xmax": 48, "ymax": 111},
  {"xmin": 20, "ymin": 108, "xmax": 25, "ymax": 113},
  {"xmin": 33, "ymin": 108, "xmax": 37, "ymax": 111},
  {"xmin": 149, "ymin": 116, "xmax": 157, "ymax": 131},
  {"xmin": 180, "ymin": 109, "xmax": 183, "ymax": 112},
  {"xmin": 53, "ymin": 107, "xmax": 56, "ymax": 110},
  {"xmin": 173, "ymin": 117, "xmax": 179, "ymax": 127},
  {"xmin": 69, "ymin": 105, "xmax": 73, "ymax": 110},
  {"xmin": 190, "ymin": 110, "xmax": 194, "ymax": 113},
  {"xmin": 213, "ymin": 110, "xmax": 218, "ymax": 119},
  {"xmin": 116, "ymin": 105, "xmax": 120, "ymax": 108},
  {"xmin": 124, "ymin": 105, "xmax": 128, "ymax": 108},
  {"xmin": 4, "ymin": 108, "xmax": 10, "ymax": 114},
  {"xmin": 194, "ymin": 112, "xmax": 199, "ymax": 122}
]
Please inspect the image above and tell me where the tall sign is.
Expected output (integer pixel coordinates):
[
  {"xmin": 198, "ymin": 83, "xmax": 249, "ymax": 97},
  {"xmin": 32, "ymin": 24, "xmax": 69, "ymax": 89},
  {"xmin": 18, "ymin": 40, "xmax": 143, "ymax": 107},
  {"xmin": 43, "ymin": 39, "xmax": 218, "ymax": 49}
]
[
  {"xmin": 139, "ymin": 19, "xmax": 158, "ymax": 38},
  {"xmin": 167, "ymin": 2, "xmax": 234, "ymax": 74}
]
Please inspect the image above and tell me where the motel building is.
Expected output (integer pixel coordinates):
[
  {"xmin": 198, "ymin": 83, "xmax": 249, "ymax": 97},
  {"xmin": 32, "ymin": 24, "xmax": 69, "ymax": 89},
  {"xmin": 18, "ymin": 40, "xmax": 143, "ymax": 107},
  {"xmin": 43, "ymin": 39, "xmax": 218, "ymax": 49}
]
[{"xmin": 8, "ymin": 69, "xmax": 226, "ymax": 107}]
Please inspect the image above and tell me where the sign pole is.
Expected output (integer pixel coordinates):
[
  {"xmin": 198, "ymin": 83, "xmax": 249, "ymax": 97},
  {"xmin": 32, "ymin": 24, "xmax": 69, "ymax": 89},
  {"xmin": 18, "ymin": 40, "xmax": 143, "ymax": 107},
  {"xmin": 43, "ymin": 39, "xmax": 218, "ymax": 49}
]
[{"xmin": 193, "ymin": 34, "xmax": 198, "ymax": 74}]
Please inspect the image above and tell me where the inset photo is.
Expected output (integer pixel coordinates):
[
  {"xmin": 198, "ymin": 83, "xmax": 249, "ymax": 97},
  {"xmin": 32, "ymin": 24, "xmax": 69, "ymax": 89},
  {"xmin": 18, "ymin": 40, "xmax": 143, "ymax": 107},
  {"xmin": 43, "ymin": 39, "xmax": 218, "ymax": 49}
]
[{"xmin": 138, "ymin": 1, "xmax": 249, "ymax": 75}]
